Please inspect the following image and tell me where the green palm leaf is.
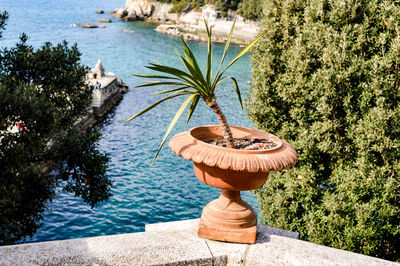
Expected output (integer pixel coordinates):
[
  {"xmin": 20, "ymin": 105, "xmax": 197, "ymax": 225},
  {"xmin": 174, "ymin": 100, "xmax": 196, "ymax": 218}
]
[
  {"xmin": 230, "ymin": 77, "xmax": 242, "ymax": 109},
  {"xmin": 221, "ymin": 29, "xmax": 267, "ymax": 76},
  {"xmin": 180, "ymin": 38, "xmax": 205, "ymax": 84},
  {"xmin": 146, "ymin": 64, "xmax": 193, "ymax": 81},
  {"xmin": 132, "ymin": 74, "xmax": 176, "ymax": 80},
  {"xmin": 135, "ymin": 81, "xmax": 189, "ymax": 88},
  {"xmin": 171, "ymin": 43, "xmax": 208, "ymax": 91},
  {"xmin": 215, "ymin": 20, "xmax": 236, "ymax": 79},
  {"xmin": 124, "ymin": 91, "xmax": 190, "ymax": 124},
  {"xmin": 153, "ymin": 94, "xmax": 196, "ymax": 164},
  {"xmin": 205, "ymin": 20, "xmax": 213, "ymax": 87},
  {"xmin": 153, "ymin": 86, "xmax": 190, "ymax": 95},
  {"xmin": 187, "ymin": 94, "xmax": 200, "ymax": 123}
]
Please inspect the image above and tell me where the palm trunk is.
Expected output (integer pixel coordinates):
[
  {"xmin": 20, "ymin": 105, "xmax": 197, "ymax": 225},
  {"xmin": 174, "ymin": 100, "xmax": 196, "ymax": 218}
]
[{"xmin": 206, "ymin": 99, "xmax": 235, "ymax": 148}]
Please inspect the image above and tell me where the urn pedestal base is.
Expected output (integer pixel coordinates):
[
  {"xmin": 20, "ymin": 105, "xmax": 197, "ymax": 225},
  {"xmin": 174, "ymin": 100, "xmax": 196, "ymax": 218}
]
[
  {"xmin": 197, "ymin": 190, "xmax": 257, "ymax": 244},
  {"xmin": 169, "ymin": 126, "xmax": 299, "ymax": 244}
]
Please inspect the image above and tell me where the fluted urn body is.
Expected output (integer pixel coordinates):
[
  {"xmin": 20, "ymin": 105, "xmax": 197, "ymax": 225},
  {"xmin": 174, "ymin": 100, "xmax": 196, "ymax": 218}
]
[{"xmin": 169, "ymin": 125, "xmax": 297, "ymax": 244}]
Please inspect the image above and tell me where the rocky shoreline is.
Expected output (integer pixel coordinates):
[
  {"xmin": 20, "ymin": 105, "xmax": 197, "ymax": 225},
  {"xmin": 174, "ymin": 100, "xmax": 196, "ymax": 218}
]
[{"xmin": 111, "ymin": 0, "xmax": 260, "ymax": 44}]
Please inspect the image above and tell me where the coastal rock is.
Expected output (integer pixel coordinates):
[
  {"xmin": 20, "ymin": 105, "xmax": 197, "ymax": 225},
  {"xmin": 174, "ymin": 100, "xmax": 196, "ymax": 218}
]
[
  {"xmin": 96, "ymin": 9, "xmax": 104, "ymax": 14},
  {"xmin": 97, "ymin": 19, "xmax": 112, "ymax": 23},
  {"xmin": 126, "ymin": 0, "xmax": 175, "ymax": 22},
  {"xmin": 125, "ymin": 0, "xmax": 155, "ymax": 21},
  {"xmin": 112, "ymin": 8, "xmax": 128, "ymax": 18},
  {"xmin": 155, "ymin": 24, "xmax": 181, "ymax": 36},
  {"xmin": 72, "ymin": 24, "xmax": 99, "ymax": 28},
  {"xmin": 125, "ymin": 10, "xmax": 137, "ymax": 21}
]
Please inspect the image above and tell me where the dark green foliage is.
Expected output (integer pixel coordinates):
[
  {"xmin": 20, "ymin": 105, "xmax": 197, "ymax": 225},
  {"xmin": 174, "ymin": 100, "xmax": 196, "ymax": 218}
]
[
  {"xmin": 247, "ymin": 0, "xmax": 400, "ymax": 261},
  {"xmin": 161, "ymin": 0, "xmax": 244, "ymax": 14},
  {"xmin": 161, "ymin": 0, "xmax": 261, "ymax": 19},
  {"xmin": 207, "ymin": 0, "xmax": 240, "ymax": 13},
  {"xmin": 191, "ymin": 0, "xmax": 205, "ymax": 8},
  {"xmin": 0, "ymin": 12, "xmax": 112, "ymax": 244},
  {"xmin": 238, "ymin": 0, "xmax": 261, "ymax": 19},
  {"xmin": 169, "ymin": 0, "xmax": 189, "ymax": 13},
  {"xmin": 0, "ymin": 11, "xmax": 7, "ymax": 38}
]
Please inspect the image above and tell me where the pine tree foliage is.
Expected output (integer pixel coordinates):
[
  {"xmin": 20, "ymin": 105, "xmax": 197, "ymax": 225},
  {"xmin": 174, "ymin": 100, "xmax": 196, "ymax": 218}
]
[
  {"xmin": 0, "ymin": 12, "xmax": 112, "ymax": 244},
  {"xmin": 161, "ymin": 0, "xmax": 258, "ymax": 17},
  {"xmin": 238, "ymin": 0, "xmax": 261, "ymax": 20},
  {"xmin": 247, "ymin": 0, "xmax": 400, "ymax": 261}
]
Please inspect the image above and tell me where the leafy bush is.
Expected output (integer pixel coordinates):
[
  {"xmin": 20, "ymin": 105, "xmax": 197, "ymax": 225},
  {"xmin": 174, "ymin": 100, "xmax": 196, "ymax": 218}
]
[
  {"xmin": 169, "ymin": 0, "xmax": 189, "ymax": 13},
  {"xmin": 0, "ymin": 12, "xmax": 112, "ymax": 244},
  {"xmin": 247, "ymin": 0, "xmax": 400, "ymax": 261},
  {"xmin": 162, "ymin": 0, "xmax": 244, "ymax": 14},
  {"xmin": 238, "ymin": 0, "xmax": 261, "ymax": 20}
]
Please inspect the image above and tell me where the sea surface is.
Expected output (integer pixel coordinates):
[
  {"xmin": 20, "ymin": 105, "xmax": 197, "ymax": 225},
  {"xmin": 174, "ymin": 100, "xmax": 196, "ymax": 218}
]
[{"xmin": 0, "ymin": 0, "xmax": 259, "ymax": 242}]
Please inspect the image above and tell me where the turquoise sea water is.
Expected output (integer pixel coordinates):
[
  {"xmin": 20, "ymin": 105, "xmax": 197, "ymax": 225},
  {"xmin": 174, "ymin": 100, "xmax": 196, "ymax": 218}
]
[{"xmin": 0, "ymin": 0, "xmax": 259, "ymax": 242}]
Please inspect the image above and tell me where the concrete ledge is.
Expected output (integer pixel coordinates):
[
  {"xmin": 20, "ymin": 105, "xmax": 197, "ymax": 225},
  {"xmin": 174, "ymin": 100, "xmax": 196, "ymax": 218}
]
[
  {"xmin": 0, "ymin": 231, "xmax": 213, "ymax": 265},
  {"xmin": 1, "ymin": 219, "xmax": 398, "ymax": 265}
]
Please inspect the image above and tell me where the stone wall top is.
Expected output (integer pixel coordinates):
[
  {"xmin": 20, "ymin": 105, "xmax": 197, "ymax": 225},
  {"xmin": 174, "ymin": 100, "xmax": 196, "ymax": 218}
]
[{"xmin": 0, "ymin": 219, "xmax": 397, "ymax": 266}]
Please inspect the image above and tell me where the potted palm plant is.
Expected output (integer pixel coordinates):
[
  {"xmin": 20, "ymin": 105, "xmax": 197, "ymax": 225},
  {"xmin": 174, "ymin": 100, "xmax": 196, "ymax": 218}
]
[{"xmin": 125, "ymin": 21, "xmax": 297, "ymax": 244}]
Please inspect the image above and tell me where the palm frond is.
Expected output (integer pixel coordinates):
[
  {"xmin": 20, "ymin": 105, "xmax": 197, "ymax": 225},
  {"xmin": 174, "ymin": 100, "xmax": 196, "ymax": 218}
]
[
  {"xmin": 187, "ymin": 94, "xmax": 200, "ymax": 123},
  {"xmin": 215, "ymin": 20, "xmax": 236, "ymax": 80},
  {"xmin": 205, "ymin": 20, "xmax": 213, "ymax": 87},
  {"xmin": 132, "ymin": 74, "xmax": 177, "ymax": 80},
  {"xmin": 171, "ymin": 43, "xmax": 209, "ymax": 93},
  {"xmin": 180, "ymin": 38, "xmax": 205, "ymax": 85},
  {"xmin": 135, "ymin": 81, "xmax": 189, "ymax": 88},
  {"xmin": 124, "ymin": 91, "xmax": 190, "ymax": 124},
  {"xmin": 144, "ymin": 64, "xmax": 201, "ymax": 89},
  {"xmin": 220, "ymin": 30, "xmax": 267, "ymax": 76},
  {"xmin": 230, "ymin": 77, "xmax": 242, "ymax": 109},
  {"xmin": 153, "ymin": 94, "xmax": 196, "ymax": 164},
  {"xmin": 146, "ymin": 63, "xmax": 192, "ymax": 80},
  {"xmin": 153, "ymin": 86, "xmax": 190, "ymax": 95},
  {"xmin": 210, "ymin": 20, "xmax": 235, "ymax": 92}
]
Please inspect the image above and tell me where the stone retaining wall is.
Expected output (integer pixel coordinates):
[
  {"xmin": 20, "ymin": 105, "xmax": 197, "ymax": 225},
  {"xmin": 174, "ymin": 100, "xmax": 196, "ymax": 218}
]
[{"xmin": 0, "ymin": 219, "xmax": 397, "ymax": 266}]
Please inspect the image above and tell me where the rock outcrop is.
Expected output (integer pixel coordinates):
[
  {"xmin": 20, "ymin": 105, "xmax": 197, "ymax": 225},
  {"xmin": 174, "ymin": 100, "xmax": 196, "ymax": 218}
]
[
  {"xmin": 72, "ymin": 24, "xmax": 99, "ymax": 28},
  {"xmin": 72, "ymin": 24, "xmax": 106, "ymax": 29},
  {"xmin": 125, "ymin": 0, "xmax": 155, "ymax": 21},
  {"xmin": 112, "ymin": 8, "xmax": 128, "ymax": 18},
  {"xmin": 97, "ymin": 19, "xmax": 112, "ymax": 23}
]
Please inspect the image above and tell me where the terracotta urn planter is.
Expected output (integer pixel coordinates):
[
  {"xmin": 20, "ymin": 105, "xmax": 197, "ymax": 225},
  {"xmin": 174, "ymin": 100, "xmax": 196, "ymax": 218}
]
[{"xmin": 169, "ymin": 125, "xmax": 298, "ymax": 244}]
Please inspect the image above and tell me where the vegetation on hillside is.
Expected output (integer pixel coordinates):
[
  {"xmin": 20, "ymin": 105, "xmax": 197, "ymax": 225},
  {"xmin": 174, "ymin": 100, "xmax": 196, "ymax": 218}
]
[
  {"xmin": 0, "ymin": 11, "xmax": 112, "ymax": 245},
  {"xmin": 237, "ymin": 0, "xmax": 261, "ymax": 20},
  {"xmin": 247, "ymin": 0, "xmax": 400, "ymax": 261},
  {"xmin": 160, "ymin": 0, "xmax": 261, "ymax": 19}
]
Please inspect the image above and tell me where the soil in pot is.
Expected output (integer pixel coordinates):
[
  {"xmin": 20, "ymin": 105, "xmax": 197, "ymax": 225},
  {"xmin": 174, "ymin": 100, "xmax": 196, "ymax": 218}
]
[{"xmin": 205, "ymin": 137, "xmax": 277, "ymax": 150}]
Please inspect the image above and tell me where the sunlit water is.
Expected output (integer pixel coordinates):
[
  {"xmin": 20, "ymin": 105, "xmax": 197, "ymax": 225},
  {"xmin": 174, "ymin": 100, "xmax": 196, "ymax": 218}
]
[{"xmin": 0, "ymin": 0, "xmax": 259, "ymax": 242}]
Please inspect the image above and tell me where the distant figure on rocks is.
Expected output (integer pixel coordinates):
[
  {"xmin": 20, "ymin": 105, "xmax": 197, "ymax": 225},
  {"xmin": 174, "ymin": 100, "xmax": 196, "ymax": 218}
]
[
  {"xmin": 16, "ymin": 121, "xmax": 24, "ymax": 133},
  {"xmin": 90, "ymin": 73, "xmax": 101, "ymax": 91}
]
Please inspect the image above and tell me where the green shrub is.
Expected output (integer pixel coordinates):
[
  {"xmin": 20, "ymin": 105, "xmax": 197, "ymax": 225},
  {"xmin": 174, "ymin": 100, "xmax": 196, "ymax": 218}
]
[
  {"xmin": 247, "ymin": 0, "xmax": 400, "ymax": 261},
  {"xmin": 163, "ymin": 0, "xmax": 244, "ymax": 15},
  {"xmin": 238, "ymin": 0, "xmax": 261, "ymax": 20},
  {"xmin": 169, "ymin": 0, "xmax": 189, "ymax": 13},
  {"xmin": 0, "ymin": 12, "xmax": 112, "ymax": 244}
]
